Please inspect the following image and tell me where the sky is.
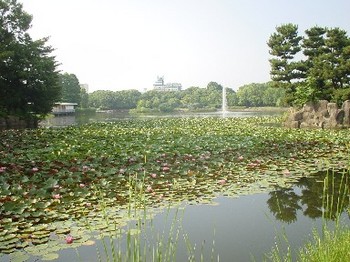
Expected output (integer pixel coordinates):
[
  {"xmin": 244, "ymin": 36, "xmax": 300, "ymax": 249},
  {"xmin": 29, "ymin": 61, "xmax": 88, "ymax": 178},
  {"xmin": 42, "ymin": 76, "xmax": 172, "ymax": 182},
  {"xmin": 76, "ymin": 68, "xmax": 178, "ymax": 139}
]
[{"xmin": 20, "ymin": 0, "xmax": 350, "ymax": 93}]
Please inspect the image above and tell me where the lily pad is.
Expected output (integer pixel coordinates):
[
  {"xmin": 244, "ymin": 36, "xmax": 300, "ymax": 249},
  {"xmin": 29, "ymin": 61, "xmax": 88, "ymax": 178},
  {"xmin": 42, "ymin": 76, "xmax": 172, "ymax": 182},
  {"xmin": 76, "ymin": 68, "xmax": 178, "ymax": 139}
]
[{"xmin": 41, "ymin": 253, "xmax": 59, "ymax": 261}]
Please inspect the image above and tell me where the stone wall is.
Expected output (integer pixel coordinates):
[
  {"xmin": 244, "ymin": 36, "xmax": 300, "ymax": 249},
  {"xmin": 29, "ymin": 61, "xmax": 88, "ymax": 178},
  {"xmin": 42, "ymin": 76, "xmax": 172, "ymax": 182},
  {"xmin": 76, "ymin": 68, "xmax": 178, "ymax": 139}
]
[
  {"xmin": 0, "ymin": 116, "xmax": 38, "ymax": 130},
  {"xmin": 285, "ymin": 100, "xmax": 350, "ymax": 128}
]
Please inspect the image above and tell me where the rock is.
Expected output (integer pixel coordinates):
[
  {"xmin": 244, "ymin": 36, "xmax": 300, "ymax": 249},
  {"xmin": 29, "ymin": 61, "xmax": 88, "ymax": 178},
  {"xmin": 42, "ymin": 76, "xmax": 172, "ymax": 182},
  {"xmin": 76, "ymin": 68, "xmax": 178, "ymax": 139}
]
[
  {"xmin": 342, "ymin": 100, "xmax": 350, "ymax": 126},
  {"xmin": 285, "ymin": 120, "xmax": 300, "ymax": 128},
  {"xmin": 327, "ymin": 103, "xmax": 338, "ymax": 116},
  {"xmin": 284, "ymin": 100, "xmax": 349, "ymax": 129}
]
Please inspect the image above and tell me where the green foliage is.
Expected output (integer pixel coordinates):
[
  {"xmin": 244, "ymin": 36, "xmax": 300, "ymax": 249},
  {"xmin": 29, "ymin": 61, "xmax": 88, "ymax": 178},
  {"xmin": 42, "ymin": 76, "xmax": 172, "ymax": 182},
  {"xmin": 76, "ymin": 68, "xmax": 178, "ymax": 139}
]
[
  {"xmin": 236, "ymin": 82, "xmax": 286, "ymax": 107},
  {"xmin": 293, "ymin": 77, "xmax": 321, "ymax": 107},
  {"xmin": 87, "ymin": 80, "xmax": 285, "ymax": 112},
  {"xmin": 89, "ymin": 89, "xmax": 141, "ymax": 110},
  {"xmin": 79, "ymin": 87, "xmax": 89, "ymax": 108},
  {"xmin": 58, "ymin": 73, "xmax": 81, "ymax": 104},
  {"xmin": 0, "ymin": 0, "xmax": 60, "ymax": 120},
  {"xmin": 268, "ymin": 24, "xmax": 350, "ymax": 106},
  {"xmin": 297, "ymin": 227, "xmax": 350, "ymax": 262},
  {"xmin": 133, "ymin": 83, "xmax": 238, "ymax": 112},
  {"xmin": 268, "ymin": 23, "xmax": 305, "ymax": 93}
]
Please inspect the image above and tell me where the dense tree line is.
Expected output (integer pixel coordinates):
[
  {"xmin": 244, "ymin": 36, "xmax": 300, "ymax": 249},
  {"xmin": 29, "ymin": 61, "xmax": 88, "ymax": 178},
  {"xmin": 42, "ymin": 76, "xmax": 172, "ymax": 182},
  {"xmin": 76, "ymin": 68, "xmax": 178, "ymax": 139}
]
[
  {"xmin": 0, "ymin": 0, "xmax": 60, "ymax": 121},
  {"xmin": 268, "ymin": 24, "xmax": 350, "ymax": 106},
  {"xmin": 87, "ymin": 82, "xmax": 285, "ymax": 112},
  {"xmin": 236, "ymin": 82, "xmax": 285, "ymax": 107},
  {"xmin": 89, "ymin": 89, "xmax": 142, "ymax": 110}
]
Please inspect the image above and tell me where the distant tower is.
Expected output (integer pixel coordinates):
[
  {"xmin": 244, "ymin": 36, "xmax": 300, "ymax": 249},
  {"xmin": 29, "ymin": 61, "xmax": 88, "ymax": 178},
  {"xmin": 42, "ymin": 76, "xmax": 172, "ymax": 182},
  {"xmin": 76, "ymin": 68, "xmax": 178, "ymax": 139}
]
[
  {"xmin": 153, "ymin": 76, "xmax": 165, "ymax": 90},
  {"xmin": 153, "ymin": 76, "xmax": 182, "ymax": 91}
]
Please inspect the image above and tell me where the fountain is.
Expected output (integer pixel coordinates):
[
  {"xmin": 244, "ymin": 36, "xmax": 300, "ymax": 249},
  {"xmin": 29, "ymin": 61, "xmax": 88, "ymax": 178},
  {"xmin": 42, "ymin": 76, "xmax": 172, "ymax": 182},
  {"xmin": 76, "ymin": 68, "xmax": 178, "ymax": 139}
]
[{"xmin": 222, "ymin": 86, "xmax": 228, "ymax": 114}]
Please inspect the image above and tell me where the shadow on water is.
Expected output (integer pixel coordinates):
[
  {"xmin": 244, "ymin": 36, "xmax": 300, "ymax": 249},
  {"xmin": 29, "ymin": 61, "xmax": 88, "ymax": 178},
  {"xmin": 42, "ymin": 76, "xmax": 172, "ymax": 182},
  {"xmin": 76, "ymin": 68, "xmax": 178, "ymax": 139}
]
[{"xmin": 52, "ymin": 171, "xmax": 350, "ymax": 262}]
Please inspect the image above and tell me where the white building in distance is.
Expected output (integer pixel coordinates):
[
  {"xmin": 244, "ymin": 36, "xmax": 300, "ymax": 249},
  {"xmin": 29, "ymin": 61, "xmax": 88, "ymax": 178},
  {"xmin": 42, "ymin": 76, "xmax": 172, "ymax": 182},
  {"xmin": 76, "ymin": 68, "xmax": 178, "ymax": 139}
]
[{"xmin": 153, "ymin": 76, "xmax": 182, "ymax": 91}]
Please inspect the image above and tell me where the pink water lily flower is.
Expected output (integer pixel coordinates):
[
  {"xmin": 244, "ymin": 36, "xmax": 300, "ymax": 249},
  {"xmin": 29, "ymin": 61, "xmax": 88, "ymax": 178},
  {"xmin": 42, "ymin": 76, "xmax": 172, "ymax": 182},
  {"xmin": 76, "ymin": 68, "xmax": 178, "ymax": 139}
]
[
  {"xmin": 53, "ymin": 194, "xmax": 61, "ymax": 199},
  {"xmin": 146, "ymin": 185, "xmax": 153, "ymax": 192},
  {"xmin": 282, "ymin": 169, "xmax": 291, "ymax": 176},
  {"xmin": 162, "ymin": 166, "xmax": 170, "ymax": 172},
  {"xmin": 65, "ymin": 235, "xmax": 74, "ymax": 244},
  {"xmin": 218, "ymin": 179, "xmax": 227, "ymax": 185},
  {"xmin": 150, "ymin": 173, "xmax": 157, "ymax": 178},
  {"xmin": 79, "ymin": 183, "xmax": 85, "ymax": 188},
  {"xmin": 32, "ymin": 167, "xmax": 39, "ymax": 172}
]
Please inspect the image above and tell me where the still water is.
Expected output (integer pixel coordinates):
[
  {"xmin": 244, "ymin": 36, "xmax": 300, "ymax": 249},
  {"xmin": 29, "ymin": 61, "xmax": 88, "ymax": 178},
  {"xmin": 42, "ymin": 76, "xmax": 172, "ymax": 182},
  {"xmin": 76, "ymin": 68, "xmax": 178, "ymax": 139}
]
[
  {"xmin": 54, "ymin": 173, "xmax": 350, "ymax": 262},
  {"xmin": 28, "ymin": 111, "xmax": 348, "ymax": 261},
  {"xmin": 39, "ymin": 110, "xmax": 284, "ymax": 128}
]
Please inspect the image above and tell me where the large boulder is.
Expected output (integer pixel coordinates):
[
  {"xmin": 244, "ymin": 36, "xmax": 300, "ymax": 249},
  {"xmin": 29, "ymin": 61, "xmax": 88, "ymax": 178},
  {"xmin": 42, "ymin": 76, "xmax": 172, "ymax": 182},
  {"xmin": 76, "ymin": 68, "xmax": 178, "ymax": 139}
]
[{"xmin": 284, "ymin": 100, "xmax": 350, "ymax": 129}]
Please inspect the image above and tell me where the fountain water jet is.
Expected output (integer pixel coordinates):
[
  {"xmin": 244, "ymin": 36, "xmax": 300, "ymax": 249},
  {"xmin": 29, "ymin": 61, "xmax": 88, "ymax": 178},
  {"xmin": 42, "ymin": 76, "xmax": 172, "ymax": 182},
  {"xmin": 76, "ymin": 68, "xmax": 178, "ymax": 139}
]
[{"xmin": 222, "ymin": 86, "xmax": 228, "ymax": 114}]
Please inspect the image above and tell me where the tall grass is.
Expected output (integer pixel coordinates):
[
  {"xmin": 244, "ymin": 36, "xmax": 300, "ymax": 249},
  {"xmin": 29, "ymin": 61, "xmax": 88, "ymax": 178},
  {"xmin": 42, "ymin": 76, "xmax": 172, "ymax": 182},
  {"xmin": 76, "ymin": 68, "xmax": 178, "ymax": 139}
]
[{"xmin": 265, "ymin": 170, "xmax": 350, "ymax": 262}]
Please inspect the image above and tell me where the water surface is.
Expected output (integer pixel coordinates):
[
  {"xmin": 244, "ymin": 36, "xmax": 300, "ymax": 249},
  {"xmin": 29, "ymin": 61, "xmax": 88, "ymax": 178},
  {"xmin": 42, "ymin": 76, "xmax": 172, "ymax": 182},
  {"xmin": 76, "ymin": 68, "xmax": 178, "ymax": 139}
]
[
  {"xmin": 55, "ymin": 173, "xmax": 350, "ymax": 262},
  {"xmin": 40, "ymin": 109, "xmax": 284, "ymax": 128}
]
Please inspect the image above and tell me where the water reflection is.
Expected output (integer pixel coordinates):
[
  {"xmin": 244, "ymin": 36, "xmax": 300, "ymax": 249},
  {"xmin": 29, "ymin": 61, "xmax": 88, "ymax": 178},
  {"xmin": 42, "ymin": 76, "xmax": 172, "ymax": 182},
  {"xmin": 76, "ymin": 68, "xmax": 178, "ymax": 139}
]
[
  {"xmin": 268, "ymin": 171, "xmax": 350, "ymax": 223},
  {"xmin": 3, "ymin": 172, "xmax": 349, "ymax": 262}
]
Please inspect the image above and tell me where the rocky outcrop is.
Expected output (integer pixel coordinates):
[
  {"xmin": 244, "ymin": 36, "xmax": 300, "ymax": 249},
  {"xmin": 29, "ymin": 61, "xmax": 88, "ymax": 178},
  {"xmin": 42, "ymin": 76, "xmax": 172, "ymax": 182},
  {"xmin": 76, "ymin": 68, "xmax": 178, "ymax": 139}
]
[{"xmin": 285, "ymin": 100, "xmax": 350, "ymax": 129}]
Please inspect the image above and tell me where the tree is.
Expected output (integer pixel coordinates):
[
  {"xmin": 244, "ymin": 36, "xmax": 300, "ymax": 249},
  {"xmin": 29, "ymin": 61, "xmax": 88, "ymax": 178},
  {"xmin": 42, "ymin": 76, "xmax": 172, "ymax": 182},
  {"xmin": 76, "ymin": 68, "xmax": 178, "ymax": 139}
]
[
  {"xmin": 59, "ymin": 73, "xmax": 81, "ymax": 104},
  {"xmin": 207, "ymin": 81, "xmax": 223, "ymax": 92},
  {"xmin": 89, "ymin": 89, "xmax": 141, "ymax": 110},
  {"xmin": 80, "ymin": 87, "xmax": 89, "ymax": 108},
  {"xmin": 0, "ymin": 0, "xmax": 60, "ymax": 120},
  {"xmin": 268, "ymin": 24, "xmax": 350, "ymax": 106},
  {"xmin": 267, "ymin": 24, "xmax": 305, "ymax": 104}
]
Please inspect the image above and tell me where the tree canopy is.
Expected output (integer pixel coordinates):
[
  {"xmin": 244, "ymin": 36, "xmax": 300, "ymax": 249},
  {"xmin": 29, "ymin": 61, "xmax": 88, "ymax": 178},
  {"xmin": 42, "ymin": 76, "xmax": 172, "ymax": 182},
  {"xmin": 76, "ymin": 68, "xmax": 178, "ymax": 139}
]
[
  {"xmin": 89, "ymin": 89, "xmax": 142, "ymax": 110},
  {"xmin": 0, "ymin": 0, "xmax": 60, "ymax": 119},
  {"xmin": 58, "ymin": 73, "xmax": 81, "ymax": 104},
  {"xmin": 268, "ymin": 23, "xmax": 350, "ymax": 106}
]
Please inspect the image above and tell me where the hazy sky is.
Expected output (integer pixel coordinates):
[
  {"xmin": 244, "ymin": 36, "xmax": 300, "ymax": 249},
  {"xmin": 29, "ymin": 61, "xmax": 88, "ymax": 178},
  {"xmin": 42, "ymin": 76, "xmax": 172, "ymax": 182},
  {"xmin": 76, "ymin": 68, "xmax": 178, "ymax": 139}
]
[{"xmin": 20, "ymin": 0, "xmax": 350, "ymax": 93}]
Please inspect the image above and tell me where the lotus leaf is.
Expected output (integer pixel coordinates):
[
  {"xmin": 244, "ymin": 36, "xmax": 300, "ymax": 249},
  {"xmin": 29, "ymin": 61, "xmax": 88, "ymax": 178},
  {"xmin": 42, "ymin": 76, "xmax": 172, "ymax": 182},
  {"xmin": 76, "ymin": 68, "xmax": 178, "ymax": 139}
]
[
  {"xmin": 2, "ymin": 117, "xmax": 350, "ymax": 256},
  {"xmin": 41, "ymin": 253, "xmax": 59, "ymax": 261},
  {"xmin": 9, "ymin": 252, "xmax": 30, "ymax": 262}
]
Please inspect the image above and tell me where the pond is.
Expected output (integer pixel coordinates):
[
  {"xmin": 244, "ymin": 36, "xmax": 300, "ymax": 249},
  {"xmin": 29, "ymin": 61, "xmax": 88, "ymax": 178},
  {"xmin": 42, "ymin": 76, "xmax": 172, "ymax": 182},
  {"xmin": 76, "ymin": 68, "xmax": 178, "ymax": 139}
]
[
  {"xmin": 1, "ymin": 115, "xmax": 350, "ymax": 261},
  {"xmin": 39, "ymin": 109, "xmax": 285, "ymax": 128},
  {"xmin": 2, "ymin": 171, "xmax": 347, "ymax": 262},
  {"xmin": 24, "ymin": 172, "xmax": 350, "ymax": 262}
]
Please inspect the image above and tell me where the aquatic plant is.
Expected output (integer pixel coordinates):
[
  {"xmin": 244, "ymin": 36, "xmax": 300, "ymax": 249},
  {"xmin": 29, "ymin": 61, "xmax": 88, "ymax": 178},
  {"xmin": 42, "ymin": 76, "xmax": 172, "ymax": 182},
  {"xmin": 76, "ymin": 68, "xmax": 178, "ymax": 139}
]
[{"xmin": 1, "ymin": 116, "xmax": 350, "ymax": 259}]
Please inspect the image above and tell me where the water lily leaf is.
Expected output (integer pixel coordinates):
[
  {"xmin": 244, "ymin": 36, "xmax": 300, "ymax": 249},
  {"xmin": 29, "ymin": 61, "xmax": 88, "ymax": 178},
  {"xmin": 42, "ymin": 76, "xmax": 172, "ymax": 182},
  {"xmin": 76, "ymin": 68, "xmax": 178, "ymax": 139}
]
[
  {"xmin": 9, "ymin": 251, "xmax": 30, "ymax": 262},
  {"xmin": 16, "ymin": 242, "xmax": 29, "ymax": 249},
  {"xmin": 32, "ymin": 237, "xmax": 50, "ymax": 245},
  {"xmin": 81, "ymin": 240, "xmax": 95, "ymax": 246},
  {"xmin": 56, "ymin": 228, "xmax": 70, "ymax": 235},
  {"xmin": 0, "ymin": 237, "xmax": 18, "ymax": 246},
  {"xmin": 41, "ymin": 253, "xmax": 59, "ymax": 261}
]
